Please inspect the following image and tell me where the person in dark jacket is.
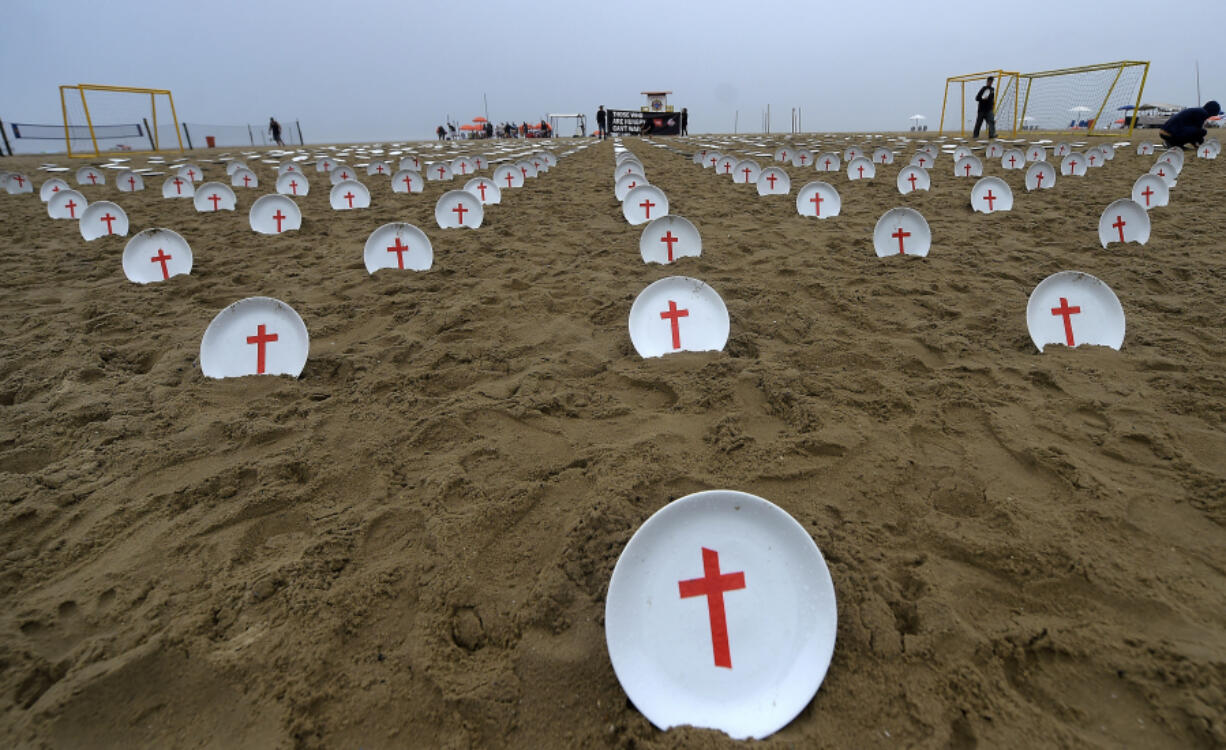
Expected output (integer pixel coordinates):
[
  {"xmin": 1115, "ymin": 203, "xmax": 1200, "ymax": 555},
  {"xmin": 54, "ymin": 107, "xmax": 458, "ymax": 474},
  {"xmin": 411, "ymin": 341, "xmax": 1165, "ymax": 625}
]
[
  {"xmin": 269, "ymin": 117, "xmax": 285, "ymax": 146},
  {"xmin": 680, "ymin": 107, "xmax": 689, "ymax": 135},
  {"xmin": 596, "ymin": 106, "xmax": 608, "ymax": 139},
  {"xmin": 973, "ymin": 76, "xmax": 996, "ymax": 139},
  {"xmin": 1160, "ymin": 100, "xmax": 1221, "ymax": 149},
  {"xmin": 436, "ymin": 125, "xmax": 446, "ymax": 141}
]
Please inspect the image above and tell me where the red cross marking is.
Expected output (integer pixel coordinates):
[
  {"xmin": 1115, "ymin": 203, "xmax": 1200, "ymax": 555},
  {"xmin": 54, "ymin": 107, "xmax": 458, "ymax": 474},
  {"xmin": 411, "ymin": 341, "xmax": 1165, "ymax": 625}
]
[
  {"xmin": 64, "ymin": 199, "xmax": 78, "ymax": 218},
  {"xmin": 1205, "ymin": 148, "xmax": 1211, "ymax": 157},
  {"xmin": 208, "ymin": 193, "xmax": 221, "ymax": 210},
  {"xmin": 710, "ymin": 157, "xmax": 717, "ymax": 167},
  {"xmin": 918, "ymin": 157, "xmax": 926, "ymax": 167},
  {"xmin": 100, "ymin": 212, "xmax": 117, "ymax": 235},
  {"xmin": 660, "ymin": 230, "xmax": 679, "ymax": 261},
  {"xmin": 242, "ymin": 174, "xmax": 252, "ymax": 187},
  {"xmin": 639, "ymin": 198, "xmax": 656, "ymax": 219},
  {"xmin": 323, "ymin": 161, "xmax": 330, "ymax": 170},
  {"xmin": 678, "ymin": 547, "xmax": 746, "ymax": 669},
  {"xmin": 341, "ymin": 171, "xmax": 351, "ymax": 180},
  {"xmin": 290, "ymin": 179, "xmax": 299, "ymax": 195},
  {"xmin": 459, "ymin": 162, "xmax": 467, "ymax": 174},
  {"xmin": 452, "ymin": 201, "xmax": 469, "ymax": 224},
  {"xmin": 798, "ymin": 154, "xmax": 807, "ymax": 165},
  {"xmin": 809, "ymin": 190, "xmax": 823, "ymax": 216},
  {"xmin": 376, "ymin": 164, "xmax": 385, "ymax": 174},
  {"xmin": 504, "ymin": 172, "xmax": 515, "ymax": 188},
  {"xmin": 1050, "ymin": 297, "xmax": 1081, "ymax": 346},
  {"xmin": 880, "ymin": 153, "xmax": 888, "ymax": 164},
  {"xmin": 400, "ymin": 175, "xmax": 412, "ymax": 192},
  {"xmin": 766, "ymin": 172, "xmax": 778, "ymax": 189},
  {"xmin": 343, "ymin": 191, "xmax": 356, "ymax": 208},
  {"xmin": 173, "ymin": 177, "xmax": 184, "ymax": 194},
  {"xmin": 1112, "ymin": 215, "xmax": 1126, "ymax": 243},
  {"xmin": 476, "ymin": 181, "xmax": 489, "ymax": 201},
  {"xmin": 387, "ymin": 237, "xmax": 410, "ymax": 269},
  {"xmin": 186, "ymin": 169, "xmax": 196, "ymax": 181},
  {"xmin": 150, "ymin": 248, "xmax": 172, "ymax": 280},
  {"xmin": 857, "ymin": 165, "xmax": 866, "ymax": 178},
  {"xmin": 1069, "ymin": 160, "xmax": 1078, "ymax": 172},
  {"xmin": 128, "ymin": 177, "xmax": 137, "ymax": 190},
  {"xmin": 907, "ymin": 173, "xmax": 918, "ymax": 191},
  {"xmin": 246, "ymin": 324, "xmax": 278, "ymax": 374},
  {"xmin": 1089, "ymin": 154, "xmax": 1096, "ymax": 166},
  {"xmin": 1156, "ymin": 168, "xmax": 1165, "ymax": 177},
  {"xmin": 87, "ymin": 172, "xmax": 98, "ymax": 185},
  {"xmin": 659, "ymin": 299, "xmax": 689, "ymax": 349},
  {"xmin": 781, "ymin": 151, "xmax": 787, "ymax": 161},
  {"xmin": 982, "ymin": 189, "xmax": 997, "ymax": 210},
  {"xmin": 892, "ymin": 226, "xmax": 910, "ymax": 254},
  {"xmin": 1141, "ymin": 185, "xmax": 1153, "ymax": 205},
  {"xmin": 272, "ymin": 209, "xmax": 287, "ymax": 232},
  {"xmin": 723, "ymin": 162, "xmax": 732, "ymax": 174},
  {"xmin": 742, "ymin": 167, "xmax": 752, "ymax": 183},
  {"xmin": 1036, "ymin": 170, "xmax": 1045, "ymax": 187},
  {"xmin": 964, "ymin": 163, "xmax": 972, "ymax": 176},
  {"xmin": 52, "ymin": 184, "xmax": 60, "ymax": 192},
  {"xmin": 627, "ymin": 180, "xmax": 637, "ymax": 190},
  {"xmin": 13, "ymin": 175, "xmax": 25, "ymax": 187},
  {"xmin": 520, "ymin": 166, "xmax": 529, "ymax": 179}
]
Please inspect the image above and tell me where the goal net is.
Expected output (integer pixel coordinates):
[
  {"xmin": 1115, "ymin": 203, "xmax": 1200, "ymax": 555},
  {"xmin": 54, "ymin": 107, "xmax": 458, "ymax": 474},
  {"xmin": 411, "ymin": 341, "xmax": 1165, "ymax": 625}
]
[
  {"xmin": 941, "ymin": 61, "xmax": 1150, "ymax": 138},
  {"xmin": 59, "ymin": 84, "xmax": 184, "ymax": 158}
]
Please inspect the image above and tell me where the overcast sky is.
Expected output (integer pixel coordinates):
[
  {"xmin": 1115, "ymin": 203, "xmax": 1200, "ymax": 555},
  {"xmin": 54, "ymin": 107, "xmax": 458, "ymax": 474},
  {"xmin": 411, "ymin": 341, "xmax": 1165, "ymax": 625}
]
[{"xmin": 3, "ymin": 0, "xmax": 1222, "ymax": 148}]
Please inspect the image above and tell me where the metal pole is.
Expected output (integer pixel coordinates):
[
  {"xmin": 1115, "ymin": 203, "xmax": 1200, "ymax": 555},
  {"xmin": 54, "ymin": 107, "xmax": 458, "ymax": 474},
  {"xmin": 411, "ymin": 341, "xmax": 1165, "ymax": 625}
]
[
  {"xmin": 0, "ymin": 117, "xmax": 11, "ymax": 155},
  {"xmin": 182, "ymin": 123, "xmax": 193, "ymax": 150},
  {"xmin": 734, "ymin": 110, "xmax": 738, "ymax": 134},
  {"xmin": 484, "ymin": 93, "xmax": 489, "ymax": 122},
  {"xmin": 248, "ymin": 124, "xmax": 254, "ymax": 146},
  {"xmin": 1196, "ymin": 61, "xmax": 1201, "ymax": 103},
  {"xmin": 296, "ymin": 120, "xmax": 303, "ymax": 145},
  {"xmin": 142, "ymin": 118, "xmax": 155, "ymax": 150}
]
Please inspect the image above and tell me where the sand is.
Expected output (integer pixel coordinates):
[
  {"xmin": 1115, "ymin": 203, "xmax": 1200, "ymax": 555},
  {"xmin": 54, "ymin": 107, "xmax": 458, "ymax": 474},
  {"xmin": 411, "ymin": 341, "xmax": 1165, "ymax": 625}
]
[{"xmin": 1, "ymin": 132, "xmax": 1224, "ymax": 749}]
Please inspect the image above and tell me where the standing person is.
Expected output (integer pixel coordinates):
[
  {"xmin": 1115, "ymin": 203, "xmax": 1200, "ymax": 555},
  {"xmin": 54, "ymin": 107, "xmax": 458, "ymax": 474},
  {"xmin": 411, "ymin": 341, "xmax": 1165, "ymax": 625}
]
[
  {"xmin": 269, "ymin": 117, "xmax": 285, "ymax": 147},
  {"xmin": 1160, "ymin": 100, "xmax": 1220, "ymax": 150},
  {"xmin": 448, "ymin": 122, "xmax": 457, "ymax": 139},
  {"xmin": 973, "ymin": 76, "xmax": 997, "ymax": 139},
  {"xmin": 596, "ymin": 105, "xmax": 608, "ymax": 140},
  {"xmin": 680, "ymin": 107, "xmax": 689, "ymax": 135},
  {"xmin": 436, "ymin": 125, "xmax": 446, "ymax": 141}
]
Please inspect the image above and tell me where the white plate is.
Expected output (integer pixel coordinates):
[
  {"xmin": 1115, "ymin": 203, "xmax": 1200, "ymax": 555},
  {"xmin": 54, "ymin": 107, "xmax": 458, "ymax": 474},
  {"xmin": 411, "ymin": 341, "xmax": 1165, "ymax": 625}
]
[
  {"xmin": 434, "ymin": 189, "xmax": 483, "ymax": 229},
  {"xmin": 639, "ymin": 215, "xmax": 701, "ymax": 265},
  {"xmin": 249, "ymin": 194, "xmax": 302, "ymax": 234},
  {"xmin": 1026, "ymin": 271, "xmax": 1125, "ymax": 352},
  {"xmin": 873, "ymin": 207, "xmax": 930, "ymax": 257},
  {"xmin": 364, "ymin": 222, "xmax": 432, "ymax": 273},
  {"xmin": 1098, "ymin": 198, "xmax": 1149, "ymax": 247},
  {"xmin": 123, "ymin": 228, "xmax": 192, "ymax": 283},
  {"xmin": 200, "ymin": 297, "xmax": 309, "ymax": 378},
  {"xmin": 623, "ymin": 185, "xmax": 669, "ymax": 225},
  {"xmin": 605, "ymin": 490, "xmax": 837, "ymax": 740},
  {"xmin": 628, "ymin": 276, "xmax": 727, "ymax": 357}
]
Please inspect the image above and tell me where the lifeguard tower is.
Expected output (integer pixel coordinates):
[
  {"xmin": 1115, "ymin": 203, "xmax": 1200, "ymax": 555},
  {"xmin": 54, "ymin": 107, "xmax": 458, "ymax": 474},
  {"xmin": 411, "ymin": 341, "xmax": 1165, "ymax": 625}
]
[{"xmin": 641, "ymin": 91, "xmax": 674, "ymax": 114}]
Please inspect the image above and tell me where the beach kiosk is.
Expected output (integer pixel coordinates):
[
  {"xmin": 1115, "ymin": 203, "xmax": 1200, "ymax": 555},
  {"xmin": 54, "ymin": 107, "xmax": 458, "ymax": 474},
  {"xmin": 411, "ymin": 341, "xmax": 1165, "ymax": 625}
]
[{"xmin": 642, "ymin": 91, "xmax": 675, "ymax": 113}]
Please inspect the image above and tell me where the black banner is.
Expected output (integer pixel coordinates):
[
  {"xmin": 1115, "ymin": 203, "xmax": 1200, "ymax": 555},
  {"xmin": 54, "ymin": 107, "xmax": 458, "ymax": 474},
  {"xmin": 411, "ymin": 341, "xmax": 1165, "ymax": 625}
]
[{"xmin": 609, "ymin": 109, "xmax": 680, "ymax": 136}]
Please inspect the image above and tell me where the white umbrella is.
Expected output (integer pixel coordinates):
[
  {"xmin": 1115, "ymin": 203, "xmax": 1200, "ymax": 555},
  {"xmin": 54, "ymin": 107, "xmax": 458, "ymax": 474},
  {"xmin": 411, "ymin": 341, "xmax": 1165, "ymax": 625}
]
[
  {"xmin": 909, "ymin": 114, "xmax": 927, "ymax": 120},
  {"xmin": 1069, "ymin": 106, "xmax": 1092, "ymax": 113}
]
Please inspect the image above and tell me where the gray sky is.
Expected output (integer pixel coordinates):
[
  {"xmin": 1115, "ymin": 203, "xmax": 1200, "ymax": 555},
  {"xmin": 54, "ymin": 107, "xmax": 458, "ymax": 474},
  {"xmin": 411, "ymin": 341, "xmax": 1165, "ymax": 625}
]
[{"xmin": 3, "ymin": 0, "xmax": 1222, "ymax": 147}]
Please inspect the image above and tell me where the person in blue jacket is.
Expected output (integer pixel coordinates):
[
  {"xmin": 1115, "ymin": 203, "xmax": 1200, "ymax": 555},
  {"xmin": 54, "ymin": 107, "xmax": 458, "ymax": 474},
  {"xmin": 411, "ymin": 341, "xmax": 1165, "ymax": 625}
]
[{"xmin": 1160, "ymin": 100, "xmax": 1220, "ymax": 149}]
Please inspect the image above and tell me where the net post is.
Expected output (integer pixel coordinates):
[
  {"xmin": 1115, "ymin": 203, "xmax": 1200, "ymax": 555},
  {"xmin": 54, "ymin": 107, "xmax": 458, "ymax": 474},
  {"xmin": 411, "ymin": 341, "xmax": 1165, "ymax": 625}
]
[
  {"xmin": 182, "ymin": 123, "xmax": 193, "ymax": 150},
  {"xmin": 939, "ymin": 78, "xmax": 950, "ymax": 134},
  {"xmin": 296, "ymin": 120, "xmax": 303, "ymax": 145},
  {"xmin": 960, "ymin": 80, "xmax": 966, "ymax": 138},
  {"xmin": 1091, "ymin": 62, "xmax": 1126, "ymax": 136},
  {"xmin": 167, "ymin": 91, "xmax": 184, "ymax": 152},
  {"xmin": 142, "ymin": 118, "xmax": 155, "ymax": 150},
  {"xmin": 79, "ymin": 85, "xmax": 100, "ymax": 158},
  {"xmin": 61, "ymin": 85, "xmax": 73, "ymax": 157},
  {"xmin": 248, "ymin": 124, "xmax": 254, "ymax": 146},
  {"xmin": 0, "ymin": 117, "xmax": 12, "ymax": 156},
  {"xmin": 1129, "ymin": 63, "xmax": 1149, "ymax": 138},
  {"xmin": 150, "ymin": 92, "xmax": 158, "ymax": 150}
]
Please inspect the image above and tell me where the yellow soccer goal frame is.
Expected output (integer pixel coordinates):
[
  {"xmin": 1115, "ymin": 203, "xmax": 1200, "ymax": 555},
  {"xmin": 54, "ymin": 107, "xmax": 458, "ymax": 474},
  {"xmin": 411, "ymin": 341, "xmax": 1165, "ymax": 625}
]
[{"xmin": 60, "ymin": 84, "xmax": 184, "ymax": 158}]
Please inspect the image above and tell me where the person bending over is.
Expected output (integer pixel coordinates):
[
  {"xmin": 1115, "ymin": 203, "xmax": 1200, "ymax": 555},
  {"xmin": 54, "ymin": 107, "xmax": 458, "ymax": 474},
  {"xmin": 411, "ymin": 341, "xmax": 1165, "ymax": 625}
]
[
  {"xmin": 1160, "ymin": 100, "xmax": 1220, "ymax": 150},
  {"xmin": 269, "ymin": 117, "xmax": 285, "ymax": 147}
]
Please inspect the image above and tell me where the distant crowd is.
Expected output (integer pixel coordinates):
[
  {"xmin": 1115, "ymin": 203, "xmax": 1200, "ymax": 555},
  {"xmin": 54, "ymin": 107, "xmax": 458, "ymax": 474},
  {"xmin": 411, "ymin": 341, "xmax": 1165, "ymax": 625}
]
[{"xmin": 436, "ymin": 120, "xmax": 553, "ymax": 140}]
